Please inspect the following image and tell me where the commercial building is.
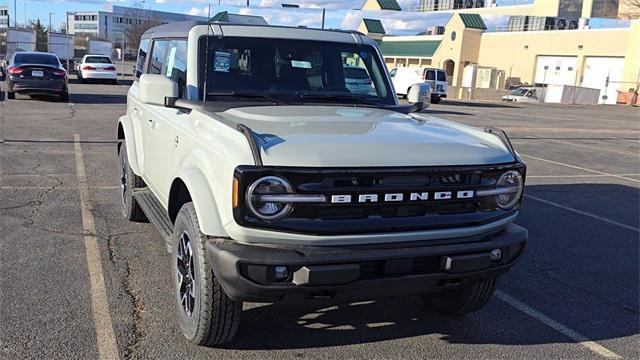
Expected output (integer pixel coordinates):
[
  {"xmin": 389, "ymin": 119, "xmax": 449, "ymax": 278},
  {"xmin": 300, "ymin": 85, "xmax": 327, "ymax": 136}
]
[
  {"xmin": 0, "ymin": 5, "xmax": 8, "ymax": 29},
  {"xmin": 360, "ymin": 0, "xmax": 640, "ymax": 104},
  {"xmin": 66, "ymin": 5, "xmax": 206, "ymax": 43}
]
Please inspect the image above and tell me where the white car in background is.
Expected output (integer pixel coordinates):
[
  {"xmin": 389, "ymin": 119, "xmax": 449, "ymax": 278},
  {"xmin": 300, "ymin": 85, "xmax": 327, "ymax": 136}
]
[
  {"xmin": 77, "ymin": 55, "xmax": 118, "ymax": 84},
  {"xmin": 502, "ymin": 87, "xmax": 539, "ymax": 103},
  {"xmin": 390, "ymin": 67, "xmax": 448, "ymax": 103}
]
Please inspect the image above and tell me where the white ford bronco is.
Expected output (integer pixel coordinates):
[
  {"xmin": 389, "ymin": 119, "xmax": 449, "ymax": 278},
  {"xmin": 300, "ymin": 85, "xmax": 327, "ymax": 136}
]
[{"xmin": 117, "ymin": 20, "xmax": 527, "ymax": 346}]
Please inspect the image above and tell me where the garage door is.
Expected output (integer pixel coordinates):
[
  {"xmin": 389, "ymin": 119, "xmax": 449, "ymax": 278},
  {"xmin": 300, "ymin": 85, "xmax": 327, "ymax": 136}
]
[
  {"xmin": 535, "ymin": 56, "xmax": 577, "ymax": 86},
  {"xmin": 582, "ymin": 57, "xmax": 625, "ymax": 105}
]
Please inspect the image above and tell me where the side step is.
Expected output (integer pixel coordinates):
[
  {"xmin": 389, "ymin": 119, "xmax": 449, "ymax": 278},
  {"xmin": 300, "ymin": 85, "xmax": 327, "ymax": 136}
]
[{"xmin": 134, "ymin": 188, "xmax": 173, "ymax": 252}]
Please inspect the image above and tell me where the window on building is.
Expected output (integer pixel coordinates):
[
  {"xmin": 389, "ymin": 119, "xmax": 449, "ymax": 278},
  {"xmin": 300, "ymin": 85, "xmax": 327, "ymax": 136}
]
[
  {"xmin": 558, "ymin": 0, "xmax": 583, "ymax": 18},
  {"xmin": 591, "ymin": 0, "xmax": 619, "ymax": 18},
  {"xmin": 135, "ymin": 38, "xmax": 150, "ymax": 79},
  {"xmin": 148, "ymin": 39, "xmax": 189, "ymax": 98}
]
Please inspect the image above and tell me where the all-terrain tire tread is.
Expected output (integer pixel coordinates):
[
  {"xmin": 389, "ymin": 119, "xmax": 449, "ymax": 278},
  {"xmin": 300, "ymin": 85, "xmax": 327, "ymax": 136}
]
[{"xmin": 177, "ymin": 203, "xmax": 241, "ymax": 346}]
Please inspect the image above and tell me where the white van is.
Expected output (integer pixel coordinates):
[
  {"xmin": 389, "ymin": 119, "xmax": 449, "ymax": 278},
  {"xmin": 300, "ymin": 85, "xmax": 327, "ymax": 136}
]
[{"xmin": 390, "ymin": 67, "xmax": 448, "ymax": 103}]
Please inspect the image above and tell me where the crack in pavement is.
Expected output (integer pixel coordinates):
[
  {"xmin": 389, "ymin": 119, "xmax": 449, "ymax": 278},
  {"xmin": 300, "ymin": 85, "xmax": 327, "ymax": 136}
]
[{"xmin": 105, "ymin": 232, "xmax": 148, "ymax": 359}]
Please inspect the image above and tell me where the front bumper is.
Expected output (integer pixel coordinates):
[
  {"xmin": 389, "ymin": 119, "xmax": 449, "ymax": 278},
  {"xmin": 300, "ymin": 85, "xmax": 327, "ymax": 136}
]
[{"xmin": 206, "ymin": 223, "xmax": 527, "ymax": 303}]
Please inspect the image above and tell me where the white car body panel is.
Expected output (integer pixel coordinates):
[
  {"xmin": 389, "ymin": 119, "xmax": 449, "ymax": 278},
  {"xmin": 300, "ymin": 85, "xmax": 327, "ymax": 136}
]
[{"xmin": 119, "ymin": 23, "xmax": 517, "ymax": 243}]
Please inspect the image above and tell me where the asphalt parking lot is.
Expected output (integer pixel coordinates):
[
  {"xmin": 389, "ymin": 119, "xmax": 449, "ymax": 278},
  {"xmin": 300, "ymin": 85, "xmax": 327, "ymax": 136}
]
[{"xmin": 0, "ymin": 78, "xmax": 638, "ymax": 359}]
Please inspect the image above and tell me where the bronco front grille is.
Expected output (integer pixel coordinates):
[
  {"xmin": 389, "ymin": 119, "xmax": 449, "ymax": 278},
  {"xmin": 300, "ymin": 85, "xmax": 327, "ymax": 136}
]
[{"xmin": 234, "ymin": 164, "xmax": 525, "ymax": 236}]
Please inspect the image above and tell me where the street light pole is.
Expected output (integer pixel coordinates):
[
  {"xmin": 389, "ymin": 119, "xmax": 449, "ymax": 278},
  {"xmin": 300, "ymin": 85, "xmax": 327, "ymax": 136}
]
[{"xmin": 49, "ymin": 12, "xmax": 53, "ymax": 32}]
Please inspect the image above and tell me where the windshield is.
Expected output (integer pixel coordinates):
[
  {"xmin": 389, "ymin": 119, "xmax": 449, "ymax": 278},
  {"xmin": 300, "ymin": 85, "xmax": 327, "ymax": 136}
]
[
  {"xmin": 85, "ymin": 56, "xmax": 112, "ymax": 64},
  {"xmin": 510, "ymin": 88, "xmax": 529, "ymax": 96},
  {"xmin": 14, "ymin": 53, "xmax": 59, "ymax": 66},
  {"xmin": 201, "ymin": 37, "xmax": 394, "ymax": 105}
]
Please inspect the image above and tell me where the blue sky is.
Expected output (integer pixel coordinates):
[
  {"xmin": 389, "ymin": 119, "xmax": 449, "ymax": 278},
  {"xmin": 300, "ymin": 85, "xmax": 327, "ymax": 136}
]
[
  {"xmin": 2, "ymin": 0, "xmax": 457, "ymax": 34},
  {"xmin": 2, "ymin": 0, "xmax": 627, "ymax": 34}
]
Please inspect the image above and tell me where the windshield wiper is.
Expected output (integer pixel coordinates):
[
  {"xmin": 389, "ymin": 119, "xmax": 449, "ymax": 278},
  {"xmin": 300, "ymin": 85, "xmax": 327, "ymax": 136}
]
[
  {"xmin": 299, "ymin": 93, "xmax": 384, "ymax": 108},
  {"xmin": 208, "ymin": 91, "xmax": 286, "ymax": 104}
]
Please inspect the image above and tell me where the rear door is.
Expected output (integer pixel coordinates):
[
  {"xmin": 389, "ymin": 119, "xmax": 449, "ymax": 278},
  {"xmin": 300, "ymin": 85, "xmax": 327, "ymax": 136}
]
[
  {"xmin": 435, "ymin": 70, "xmax": 447, "ymax": 95},
  {"xmin": 424, "ymin": 69, "xmax": 436, "ymax": 91}
]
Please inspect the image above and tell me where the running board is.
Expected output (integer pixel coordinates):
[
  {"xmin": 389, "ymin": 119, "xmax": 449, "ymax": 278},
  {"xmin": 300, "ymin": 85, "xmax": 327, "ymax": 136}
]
[{"xmin": 134, "ymin": 188, "xmax": 173, "ymax": 252}]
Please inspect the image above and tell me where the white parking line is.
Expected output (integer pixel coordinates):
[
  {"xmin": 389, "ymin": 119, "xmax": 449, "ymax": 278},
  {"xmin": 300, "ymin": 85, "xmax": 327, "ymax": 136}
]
[
  {"xmin": 495, "ymin": 291, "xmax": 622, "ymax": 359},
  {"xmin": 525, "ymin": 194, "xmax": 639, "ymax": 233},
  {"xmin": 542, "ymin": 139, "xmax": 640, "ymax": 157},
  {"xmin": 521, "ymin": 154, "xmax": 640, "ymax": 184},
  {"xmin": 73, "ymin": 134, "xmax": 120, "ymax": 360}
]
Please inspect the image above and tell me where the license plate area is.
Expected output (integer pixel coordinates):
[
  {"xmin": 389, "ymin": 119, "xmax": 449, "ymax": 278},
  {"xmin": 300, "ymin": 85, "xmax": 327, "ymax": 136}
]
[{"xmin": 32, "ymin": 70, "xmax": 44, "ymax": 77}]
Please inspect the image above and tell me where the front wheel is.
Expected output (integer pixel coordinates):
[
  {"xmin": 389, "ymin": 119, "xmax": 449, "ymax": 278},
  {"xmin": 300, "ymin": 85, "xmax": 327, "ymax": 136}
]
[
  {"xmin": 172, "ymin": 203, "xmax": 242, "ymax": 346},
  {"xmin": 422, "ymin": 277, "xmax": 497, "ymax": 315},
  {"xmin": 7, "ymin": 91, "xmax": 15, "ymax": 100}
]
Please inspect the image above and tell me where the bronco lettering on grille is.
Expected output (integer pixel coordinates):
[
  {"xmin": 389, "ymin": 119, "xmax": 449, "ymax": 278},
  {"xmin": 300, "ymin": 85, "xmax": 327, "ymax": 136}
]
[{"xmin": 330, "ymin": 191, "xmax": 475, "ymax": 204}]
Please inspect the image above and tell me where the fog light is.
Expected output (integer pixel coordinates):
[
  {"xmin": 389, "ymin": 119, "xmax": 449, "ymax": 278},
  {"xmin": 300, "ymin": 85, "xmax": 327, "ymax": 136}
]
[
  {"xmin": 490, "ymin": 249, "xmax": 503, "ymax": 261},
  {"xmin": 273, "ymin": 266, "xmax": 290, "ymax": 281}
]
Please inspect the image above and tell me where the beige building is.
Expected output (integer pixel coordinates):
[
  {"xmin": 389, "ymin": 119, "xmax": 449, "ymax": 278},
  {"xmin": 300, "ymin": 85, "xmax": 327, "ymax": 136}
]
[{"xmin": 360, "ymin": 0, "xmax": 640, "ymax": 104}]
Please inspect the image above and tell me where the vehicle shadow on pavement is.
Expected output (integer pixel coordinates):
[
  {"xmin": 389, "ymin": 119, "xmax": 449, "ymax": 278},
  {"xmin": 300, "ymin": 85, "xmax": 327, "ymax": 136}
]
[{"xmin": 70, "ymin": 93, "xmax": 126, "ymax": 105}]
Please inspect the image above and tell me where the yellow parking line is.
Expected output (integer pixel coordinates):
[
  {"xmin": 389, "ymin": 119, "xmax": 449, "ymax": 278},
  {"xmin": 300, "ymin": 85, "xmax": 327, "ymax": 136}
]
[{"xmin": 73, "ymin": 134, "xmax": 120, "ymax": 360}]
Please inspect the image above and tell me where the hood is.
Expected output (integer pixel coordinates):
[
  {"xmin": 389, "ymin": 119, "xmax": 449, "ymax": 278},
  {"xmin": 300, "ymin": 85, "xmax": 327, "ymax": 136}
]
[{"xmin": 215, "ymin": 106, "xmax": 515, "ymax": 167}]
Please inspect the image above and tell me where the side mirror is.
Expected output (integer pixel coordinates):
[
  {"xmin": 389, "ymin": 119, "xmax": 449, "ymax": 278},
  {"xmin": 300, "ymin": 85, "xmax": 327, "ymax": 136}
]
[
  {"xmin": 407, "ymin": 83, "xmax": 431, "ymax": 111},
  {"xmin": 139, "ymin": 74, "xmax": 178, "ymax": 106}
]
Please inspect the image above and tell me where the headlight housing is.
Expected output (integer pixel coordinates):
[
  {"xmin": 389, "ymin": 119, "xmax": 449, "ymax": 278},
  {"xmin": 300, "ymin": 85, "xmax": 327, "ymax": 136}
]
[
  {"xmin": 246, "ymin": 176, "xmax": 294, "ymax": 221},
  {"xmin": 495, "ymin": 170, "xmax": 524, "ymax": 210}
]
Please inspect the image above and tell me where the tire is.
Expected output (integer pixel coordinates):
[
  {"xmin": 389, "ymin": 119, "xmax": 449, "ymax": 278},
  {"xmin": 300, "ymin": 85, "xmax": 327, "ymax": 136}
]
[
  {"xmin": 60, "ymin": 91, "xmax": 69, "ymax": 102},
  {"xmin": 118, "ymin": 142, "xmax": 147, "ymax": 222},
  {"xmin": 422, "ymin": 277, "xmax": 497, "ymax": 315},
  {"xmin": 111, "ymin": 79, "xmax": 118, "ymax": 85},
  {"xmin": 7, "ymin": 91, "xmax": 15, "ymax": 100},
  {"xmin": 172, "ymin": 203, "xmax": 242, "ymax": 346},
  {"xmin": 431, "ymin": 97, "xmax": 441, "ymax": 104}
]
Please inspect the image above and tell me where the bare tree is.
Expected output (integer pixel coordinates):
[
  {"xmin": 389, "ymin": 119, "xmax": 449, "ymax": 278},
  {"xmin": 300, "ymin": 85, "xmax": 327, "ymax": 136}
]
[
  {"xmin": 123, "ymin": 5, "xmax": 162, "ymax": 54},
  {"xmin": 620, "ymin": 0, "xmax": 640, "ymax": 19}
]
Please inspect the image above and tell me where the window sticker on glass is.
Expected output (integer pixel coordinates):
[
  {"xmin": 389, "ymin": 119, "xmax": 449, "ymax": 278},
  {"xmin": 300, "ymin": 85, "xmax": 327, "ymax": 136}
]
[
  {"xmin": 291, "ymin": 60, "xmax": 312, "ymax": 69},
  {"xmin": 166, "ymin": 47, "xmax": 177, "ymax": 77},
  {"xmin": 214, "ymin": 51, "xmax": 231, "ymax": 72}
]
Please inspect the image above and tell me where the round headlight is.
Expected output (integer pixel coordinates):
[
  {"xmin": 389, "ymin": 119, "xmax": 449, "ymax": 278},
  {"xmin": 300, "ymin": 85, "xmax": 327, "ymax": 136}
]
[
  {"xmin": 246, "ymin": 176, "xmax": 294, "ymax": 221},
  {"xmin": 495, "ymin": 170, "xmax": 523, "ymax": 210}
]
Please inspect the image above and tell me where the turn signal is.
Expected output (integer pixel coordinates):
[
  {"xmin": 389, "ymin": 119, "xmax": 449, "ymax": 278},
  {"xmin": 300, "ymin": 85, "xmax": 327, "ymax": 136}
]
[{"xmin": 232, "ymin": 177, "xmax": 239, "ymax": 208}]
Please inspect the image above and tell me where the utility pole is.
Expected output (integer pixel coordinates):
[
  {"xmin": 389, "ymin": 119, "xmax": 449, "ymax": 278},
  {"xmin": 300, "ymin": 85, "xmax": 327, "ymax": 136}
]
[
  {"xmin": 246, "ymin": 0, "xmax": 249, "ymax": 6},
  {"xmin": 49, "ymin": 12, "xmax": 53, "ymax": 32},
  {"xmin": 321, "ymin": 8, "xmax": 325, "ymax": 29},
  {"xmin": 13, "ymin": 0, "xmax": 16, "ymax": 27}
]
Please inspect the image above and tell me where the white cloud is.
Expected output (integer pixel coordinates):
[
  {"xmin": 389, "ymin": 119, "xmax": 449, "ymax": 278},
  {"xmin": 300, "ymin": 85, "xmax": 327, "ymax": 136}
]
[{"xmin": 187, "ymin": 6, "xmax": 208, "ymax": 16}]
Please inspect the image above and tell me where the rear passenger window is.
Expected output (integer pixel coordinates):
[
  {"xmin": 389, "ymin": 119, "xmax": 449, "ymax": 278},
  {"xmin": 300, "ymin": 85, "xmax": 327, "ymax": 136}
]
[
  {"xmin": 437, "ymin": 71, "xmax": 446, "ymax": 82},
  {"xmin": 135, "ymin": 39, "xmax": 150, "ymax": 79}
]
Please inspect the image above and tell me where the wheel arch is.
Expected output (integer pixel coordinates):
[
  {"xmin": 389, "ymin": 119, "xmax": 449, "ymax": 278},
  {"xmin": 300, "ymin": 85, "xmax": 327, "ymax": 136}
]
[
  {"xmin": 117, "ymin": 115, "xmax": 142, "ymax": 175},
  {"xmin": 168, "ymin": 167, "xmax": 226, "ymax": 237}
]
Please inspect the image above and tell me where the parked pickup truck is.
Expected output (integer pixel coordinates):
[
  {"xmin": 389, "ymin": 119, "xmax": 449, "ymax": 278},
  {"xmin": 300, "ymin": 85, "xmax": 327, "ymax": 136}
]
[{"xmin": 117, "ymin": 20, "xmax": 527, "ymax": 346}]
